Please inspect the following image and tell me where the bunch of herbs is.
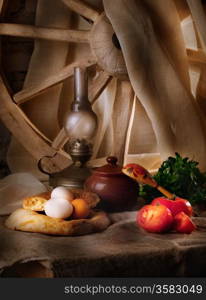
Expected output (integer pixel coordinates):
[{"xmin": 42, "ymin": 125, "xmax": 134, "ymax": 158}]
[{"xmin": 140, "ymin": 153, "xmax": 206, "ymax": 204}]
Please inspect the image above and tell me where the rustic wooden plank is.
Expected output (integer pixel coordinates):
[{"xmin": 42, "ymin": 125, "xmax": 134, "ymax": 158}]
[
  {"xmin": 112, "ymin": 80, "xmax": 134, "ymax": 164},
  {"xmin": 62, "ymin": 0, "xmax": 100, "ymax": 22},
  {"xmin": 174, "ymin": 0, "xmax": 190, "ymax": 20},
  {"xmin": 0, "ymin": 23, "xmax": 90, "ymax": 43},
  {"xmin": 89, "ymin": 71, "xmax": 112, "ymax": 104},
  {"xmin": 0, "ymin": 76, "xmax": 69, "ymax": 173},
  {"xmin": 187, "ymin": 0, "xmax": 206, "ymax": 52},
  {"xmin": 187, "ymin": 48, "xmax": 206, "ymax": 64},
  {"xmin": 196, "ymin": 68, "xmax": 206, "ymax": 119},
  {"xmin": 124, "ymin": 94, "xmax": 136, "ymax": 164},
  {"xmin": 13, "ymin": 57, "xmax": 96, "ymax": 104},
  {"xmin": 52, "ymin": 128, "xmax": 69, "ymax": 150},
  {"xmin": 16, "ymin": 105, "xmax": 52, "ymax": 144},
  {"xmin": 0, "ymin": 0, "xmax": 4, "ymax": 13}
]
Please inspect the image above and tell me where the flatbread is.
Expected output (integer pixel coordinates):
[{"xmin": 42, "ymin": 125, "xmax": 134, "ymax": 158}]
[
  {"xmin": 23, "ymin": 192, "xmax": 51, "ymax": 211},
  {"xmin": 22, "ymin": 190, "xmax": 100, "ymax": 211},
  {"xmin": 5, "ymin": 208, "xmax": 111, "ymax": 236},
  {"xmin": 8, "ymin": 190, "xmax": 107, "ymax": 236}
]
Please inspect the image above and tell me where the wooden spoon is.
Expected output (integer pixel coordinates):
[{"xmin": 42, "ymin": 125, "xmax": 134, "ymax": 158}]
[{"xmin": 122, "ymin": 163, "xmax": 175, "ymax": 199}]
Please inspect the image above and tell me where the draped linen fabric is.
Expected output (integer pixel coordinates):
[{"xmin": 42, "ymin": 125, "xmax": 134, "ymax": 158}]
[{"xmin": 7, "ymin": 0, "xmax": 206, "ymax": 178}]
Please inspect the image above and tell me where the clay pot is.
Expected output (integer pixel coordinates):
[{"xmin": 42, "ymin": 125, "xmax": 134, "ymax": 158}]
[{"xmin": 84, "ymin": 156, "xmax": 139, "ymax": 212}]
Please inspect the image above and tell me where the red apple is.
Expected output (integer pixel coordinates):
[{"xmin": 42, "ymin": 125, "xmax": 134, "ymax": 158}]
[
  {"xmin": 137, "ymin": 204, "xmax": 173, "ymax": 233},
  {"xmin": 175, "ymin": 197, "xmax": 193, "ymax": 216},
  {"xmin": 151, "ymin": 197, "xmax": 192, "ymax": 216},
  {"xmin": 173, "ymin": 212, "xmax": 196, "ymax": 234},
  {"xmin": 151, "ymin": 197, "xmax": 174, "ymax": 212}
]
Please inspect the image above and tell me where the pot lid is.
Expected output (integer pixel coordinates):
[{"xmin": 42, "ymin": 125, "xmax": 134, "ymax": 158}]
[{"xmin": 93, "ymin": 156, "xmax": 123, "ymax": 176}]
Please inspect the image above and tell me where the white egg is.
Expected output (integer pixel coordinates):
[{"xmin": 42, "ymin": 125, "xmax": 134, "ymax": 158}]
[
  {"xmin": 44, "ymin": 198, "xmax": 73, "ymax": 219},
  {"xmin": 51, "ymin": 187, "xmax": 74, "ymax": 202}
]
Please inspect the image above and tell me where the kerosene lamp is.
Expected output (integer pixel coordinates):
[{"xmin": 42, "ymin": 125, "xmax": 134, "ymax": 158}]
[{"xmin": 49, "ymin": 67, "xmax": 98, "ymax": 189}]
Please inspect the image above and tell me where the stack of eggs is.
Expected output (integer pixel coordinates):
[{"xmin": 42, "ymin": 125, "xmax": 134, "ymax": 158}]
[{"xmin": 44, "ymin": 187, "xmax": 90, "ymax": 219}]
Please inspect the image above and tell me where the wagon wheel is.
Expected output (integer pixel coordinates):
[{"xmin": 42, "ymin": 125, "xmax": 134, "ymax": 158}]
[
  {"xmin": 0, "ymin": 0, "xmax": 129, "ymax": 174},
  {"xmin": 1, "ymin": 1, "xmax": 206, "ymax": 176}
]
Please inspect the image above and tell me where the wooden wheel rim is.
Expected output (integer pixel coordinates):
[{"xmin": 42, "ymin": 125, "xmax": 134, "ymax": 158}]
[{"xmin": 0, "ymin": 0, "xmax": 126, "ymax": 173}]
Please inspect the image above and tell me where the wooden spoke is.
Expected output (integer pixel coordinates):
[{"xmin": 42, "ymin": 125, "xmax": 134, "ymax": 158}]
[
  {"xmin": 187, "ymin": 48, "xmax": 206, "ymax": 64},
  {"xmin": 13, "ymin": 57, "xmax": 96, "ymax": 104},
  {"xmin": 52, "ymin": 128, "xmax": 69, "ymax": 150},
  {"xmin": 0, "ymin": 0, "xmax": 4, "ymax": 13},
  {"xmin": 89, "ymin": 71, "xmax": 112, "ymax": 104},
  {"xmin": 16, "ymin": 106, "xmax": 52, "ymax": 144},
  {"xmin": 0, "ymin": 76, "xmax": 69, "ymax": 173},
  {"xmin": 112, "ymin": 81, "xmax": 134, "ymax": 164},
  {"xmin": 174, "ymin": 0, "xmax": 190, "ymax": 21},
  {"xmin": 62, "ymin": 0, "xmax": 100, "ymax": 22},
  {"xmin": 187, "ymin": 0, "xmax": 206, "ymax": 52},
  {"xmin": 0, "ymin": 23, "xmax": 90, "ymax": 43}
]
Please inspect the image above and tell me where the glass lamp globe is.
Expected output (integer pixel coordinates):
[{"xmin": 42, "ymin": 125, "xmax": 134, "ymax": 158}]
[
  {"xmin": 64, "ymin": 110, "xmax": 97, "ymax": 141},
  {"xmin": 39, "ymin": 67, "xmax": 98, "ymax": 189}
]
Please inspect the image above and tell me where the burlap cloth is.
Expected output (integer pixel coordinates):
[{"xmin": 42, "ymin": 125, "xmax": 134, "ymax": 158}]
[
  {"xmin": 1, "ymin": 211, "xmax": 206, "ymax": 277},
  {"xmin": 1, "ymin": 173, "xmax": 206, "ymax": 277}
]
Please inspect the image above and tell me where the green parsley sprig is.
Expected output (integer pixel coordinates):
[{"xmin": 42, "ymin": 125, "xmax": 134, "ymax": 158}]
[{"xmin": 140, "ymin": 153, "xmax": 206, "ymax": 204}]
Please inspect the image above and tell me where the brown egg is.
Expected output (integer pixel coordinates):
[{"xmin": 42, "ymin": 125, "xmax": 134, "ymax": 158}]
[{"xmin": 72, "ymin": 198, "xmax": 90, "ymax": 219}]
